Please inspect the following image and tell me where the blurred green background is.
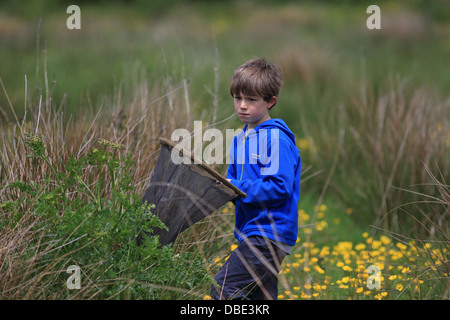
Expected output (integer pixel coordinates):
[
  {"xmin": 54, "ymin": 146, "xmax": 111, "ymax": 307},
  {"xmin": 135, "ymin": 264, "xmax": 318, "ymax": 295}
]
[
  {"xmin": 1, "ymin": 0, "xmax": 449, "ymax": 118},
  {"xmin": 1, "ymin": 0, "xmax": 449, "ymax": 235}
]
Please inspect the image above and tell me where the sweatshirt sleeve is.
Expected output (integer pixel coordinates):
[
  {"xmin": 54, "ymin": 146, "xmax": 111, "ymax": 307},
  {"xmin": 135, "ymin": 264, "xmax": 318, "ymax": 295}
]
[
  {"xmin": 226, "ymin": 138, "xmax": 237, "ymax": 180},
  {"xmin": 229, "ymin": 138, "xmax": 298, "ymax": 207},
  {"xmin": 226, "ymin": 161, "xmax": 237, "ymax": 180}
]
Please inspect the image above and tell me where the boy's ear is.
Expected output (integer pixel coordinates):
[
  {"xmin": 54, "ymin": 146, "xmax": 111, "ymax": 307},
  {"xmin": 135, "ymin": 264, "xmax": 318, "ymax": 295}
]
[{"xmin": 267, "ymin": 96, "xmax": 277, "ymax": 109}]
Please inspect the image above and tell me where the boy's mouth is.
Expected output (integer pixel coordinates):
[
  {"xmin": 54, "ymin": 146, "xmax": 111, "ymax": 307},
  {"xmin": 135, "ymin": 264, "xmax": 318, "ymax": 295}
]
[{"xmin": 238, "ymin": 112, "xmax": 250, "ymax": 117}]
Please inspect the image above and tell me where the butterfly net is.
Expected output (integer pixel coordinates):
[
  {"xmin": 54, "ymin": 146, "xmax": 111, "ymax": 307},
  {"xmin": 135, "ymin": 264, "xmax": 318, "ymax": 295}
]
[{"xmin": 138, "ymin": 137, "xmax": 245, "ymax": 246}]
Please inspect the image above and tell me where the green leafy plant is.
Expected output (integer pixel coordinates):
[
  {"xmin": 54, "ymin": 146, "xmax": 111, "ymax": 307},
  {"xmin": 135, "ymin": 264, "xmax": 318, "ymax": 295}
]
[{"xmin": 1, "ymin": 133, "xmax": 211, "ymax": 299}]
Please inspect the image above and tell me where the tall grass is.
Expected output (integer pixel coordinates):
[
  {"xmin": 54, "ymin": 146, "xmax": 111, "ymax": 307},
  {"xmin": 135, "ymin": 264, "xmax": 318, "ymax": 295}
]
[
  {"xmin": 0, "ymin": 64, "xmax": 226, "ymax": 299},
  {"xmin": 1, "ymin": 1, "xmax": 448, "ymax": 298},
  {"xmin": 300, "ymin": 74, "xmax": 450, "ymax": 234},
  {"xmin": 382, "ymin": 165, "xmax": 449, "ymax": 299}
]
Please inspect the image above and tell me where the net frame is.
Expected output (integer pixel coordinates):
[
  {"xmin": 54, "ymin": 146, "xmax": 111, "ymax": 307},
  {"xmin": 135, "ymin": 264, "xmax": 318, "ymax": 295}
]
[{"xmin": 138, "ymin": 137, "xmax": 246, "ymax": 246}]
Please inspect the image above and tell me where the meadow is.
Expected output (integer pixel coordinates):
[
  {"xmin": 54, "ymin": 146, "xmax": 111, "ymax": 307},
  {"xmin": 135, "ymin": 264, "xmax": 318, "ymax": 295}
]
[{"xmin": 0, "ymin": 0, "xmax": 449, "ymax": 299}]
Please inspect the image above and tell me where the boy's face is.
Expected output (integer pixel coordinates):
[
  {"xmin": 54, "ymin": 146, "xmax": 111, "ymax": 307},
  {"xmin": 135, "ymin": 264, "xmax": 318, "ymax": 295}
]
[{"xmin": 233, "ymin": 93, "xmax": 277, "ymax": 129}]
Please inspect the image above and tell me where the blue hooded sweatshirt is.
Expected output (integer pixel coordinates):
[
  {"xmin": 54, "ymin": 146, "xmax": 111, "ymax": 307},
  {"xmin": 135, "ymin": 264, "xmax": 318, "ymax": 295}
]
[{"xmin": 227, "ymin": 119, "xmax": 301, "ymax": 246}]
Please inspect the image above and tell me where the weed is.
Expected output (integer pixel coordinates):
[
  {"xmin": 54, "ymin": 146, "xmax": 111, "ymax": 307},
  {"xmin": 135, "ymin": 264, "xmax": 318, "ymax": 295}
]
[{"xmin": 0, "ymin": 131, "xmax": 211, "ymax": 299}]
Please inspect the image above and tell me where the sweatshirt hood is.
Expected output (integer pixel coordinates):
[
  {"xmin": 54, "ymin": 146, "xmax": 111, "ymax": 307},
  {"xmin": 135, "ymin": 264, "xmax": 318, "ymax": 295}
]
[{"xmin": 245, "ymin": 118, "xmax": 296, "ymax": 145}]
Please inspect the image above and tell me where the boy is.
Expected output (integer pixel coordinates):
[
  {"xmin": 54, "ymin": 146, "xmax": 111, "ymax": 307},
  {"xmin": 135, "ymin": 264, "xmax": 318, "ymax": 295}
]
[{"xmin": 211, "ymin": 58, "xmax": 301, "ymax": 300}]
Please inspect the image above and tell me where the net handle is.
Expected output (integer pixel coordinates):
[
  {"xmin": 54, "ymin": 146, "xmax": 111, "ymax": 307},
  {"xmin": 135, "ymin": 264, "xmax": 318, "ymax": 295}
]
[{"xmin": 159, "ymin": 137, "xmax": 246, "ymax": 198}]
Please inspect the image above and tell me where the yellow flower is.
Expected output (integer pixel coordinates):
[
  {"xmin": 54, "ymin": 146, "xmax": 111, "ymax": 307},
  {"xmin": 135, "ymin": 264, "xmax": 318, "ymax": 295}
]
[
  {"xmin": 319, "ymin": 246, "xmax": 330, "ymax": 257},
  {"xmin": 375, "ymin": 291, "xmax": 388, "ymax": 299},
  {"xmin": 203, "ymin": 295, "xmax": 212, "ymax": 300},
  {"xmin": 401, "ymin": 267, "xmax": 411, "ymax": 274},
  {"xmin": 278, "ymin": 294, "xmax": 285, "ymax": 299},
  {"xmin": 293, "ymin": 286, "xmax": 301, "ymax": 291},
  {"xmin": 356, "ymin": 287, "xmax": 364, "ymax": 294},
  {"xmin": 231, "ymin": 244, "xmax": 238, "ymax": 251},
  {"xmin": 315, "ymin": 220, "xmax": 328, "ymax": 231},
  {"xmin": 380, "ymin": 235, "xmax": 391, "ymax": 245},
  {"xmin": 389, "ymin": 275, "xmax": 397, "ymax": 281},
  {"xmin": 396, "ymin": 283, "xmax": 404, "ymax": 291},
  {"xmin": 301, "ymin": 292, "xmax": 311, "ymax": 299},
  {"xmin": 314, "ymin": 265, "xmax": 325, "ymax": 274},
  {"xmin": 343, "ymin": 265, "xmax": 353, "ymax": 272},
  {"xmin": 298, "ymin": 209, "xmax": 309, "ymax": 221},
  {"xmin": 371, "ymin": 240, "xmax": 382, "ymax": 250}
]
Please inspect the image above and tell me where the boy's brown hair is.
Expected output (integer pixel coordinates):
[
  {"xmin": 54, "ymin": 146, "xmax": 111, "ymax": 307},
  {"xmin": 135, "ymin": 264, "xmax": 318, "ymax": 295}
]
[{"xmin": 230, "ymin": 58, "xmax": 283, "ymax": 109}]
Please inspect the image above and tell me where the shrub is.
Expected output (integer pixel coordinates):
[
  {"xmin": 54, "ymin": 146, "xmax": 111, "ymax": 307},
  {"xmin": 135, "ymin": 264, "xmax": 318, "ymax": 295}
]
[
  {"xmin": 0, "ymin": 68, "xmax": 213, "ymax": 299},
  {"xmin": 0, "ymin": 132, "xmax": 211, "ymax": 299}
]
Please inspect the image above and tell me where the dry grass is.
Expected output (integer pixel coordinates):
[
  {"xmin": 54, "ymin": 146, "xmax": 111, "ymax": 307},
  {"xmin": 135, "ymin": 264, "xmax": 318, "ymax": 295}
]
[
  {"xmin": 0, "ymin": 68, "xmax": 188, "ymax": 197},
  {"xmin": 334, "ymin": 77, "xmax": 450, "ymax": 233},
  {"xmin": 0, "ymin": 65, "xmax": 222, "ymax": 298}
]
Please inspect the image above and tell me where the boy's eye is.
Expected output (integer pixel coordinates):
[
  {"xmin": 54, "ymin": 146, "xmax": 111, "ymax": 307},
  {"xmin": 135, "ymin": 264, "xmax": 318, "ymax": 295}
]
[{"xmin": 234, "ymin": 96, "xmax": 260, "ymax": 102}]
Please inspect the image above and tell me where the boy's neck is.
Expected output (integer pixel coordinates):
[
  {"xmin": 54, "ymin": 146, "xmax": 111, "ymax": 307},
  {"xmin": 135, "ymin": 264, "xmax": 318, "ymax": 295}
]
[{"xmin": 247, "ymin": 115, "xmax": 271, "ymax": 130}]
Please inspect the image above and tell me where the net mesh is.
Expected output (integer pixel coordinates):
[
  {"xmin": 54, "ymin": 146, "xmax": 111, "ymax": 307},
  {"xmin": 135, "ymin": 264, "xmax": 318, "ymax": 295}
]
[{"xmin": 138, "ymin": 137, "xmax": 245, "ymax": 246}]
